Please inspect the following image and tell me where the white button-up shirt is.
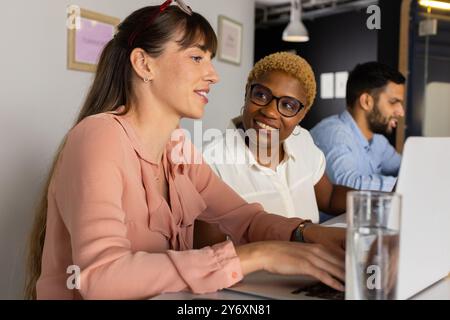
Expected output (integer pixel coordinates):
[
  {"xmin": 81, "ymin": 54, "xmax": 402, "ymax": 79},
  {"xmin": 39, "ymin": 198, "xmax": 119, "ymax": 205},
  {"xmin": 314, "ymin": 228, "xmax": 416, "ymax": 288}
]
[{"xmin": 203, "ymin": 119, "xmax": 326, "ymax": 223}]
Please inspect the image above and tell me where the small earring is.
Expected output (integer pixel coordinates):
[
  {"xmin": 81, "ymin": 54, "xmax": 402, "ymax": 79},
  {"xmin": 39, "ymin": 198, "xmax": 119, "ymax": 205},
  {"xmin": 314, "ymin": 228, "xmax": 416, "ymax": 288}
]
[{"xmin": 143, "ymin": 76, "xmax": 150, "ymax": 83}]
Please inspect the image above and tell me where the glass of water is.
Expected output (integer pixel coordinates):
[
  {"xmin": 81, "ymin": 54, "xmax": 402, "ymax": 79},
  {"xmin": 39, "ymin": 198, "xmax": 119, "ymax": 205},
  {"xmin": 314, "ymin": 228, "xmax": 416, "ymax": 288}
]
[{"xmin": 346, "ymin": 191, "xmax": 402, "ymax": 300}]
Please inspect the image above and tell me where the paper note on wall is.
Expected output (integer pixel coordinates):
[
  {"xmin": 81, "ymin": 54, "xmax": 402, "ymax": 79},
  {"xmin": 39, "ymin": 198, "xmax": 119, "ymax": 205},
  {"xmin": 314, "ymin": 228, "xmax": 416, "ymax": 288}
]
[
  {"xmin": 320, "ymin": 73, "xmax": 334, "ymax": 99},
  {"xmin": 75, "ymin": 17, "xmax": 115, "ymax": 65},
  {"xmin": 335, "ymin": 71, "xmax": 348, "ymax": 99},
  {"xmin": 423, "ymin": 82, "xmax": 450, "ymax": 137}
]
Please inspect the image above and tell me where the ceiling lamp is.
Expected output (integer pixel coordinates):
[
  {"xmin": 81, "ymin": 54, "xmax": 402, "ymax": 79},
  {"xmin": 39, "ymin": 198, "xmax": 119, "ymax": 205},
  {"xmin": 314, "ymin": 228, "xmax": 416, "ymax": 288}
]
[
  {"xmin": 282, "ymin": 0, "xmax": 309, "ymax": 42},
  {"xmin": 419, "ymin": 0, "xmax": 450, "ymax": 11}
]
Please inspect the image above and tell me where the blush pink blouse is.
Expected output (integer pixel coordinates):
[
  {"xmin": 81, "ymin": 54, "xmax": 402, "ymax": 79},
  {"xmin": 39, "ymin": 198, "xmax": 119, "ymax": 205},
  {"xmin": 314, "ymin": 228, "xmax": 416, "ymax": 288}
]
[{"xmin": 36, "ymin": 111, "xmax": 303, "ymax": 299}]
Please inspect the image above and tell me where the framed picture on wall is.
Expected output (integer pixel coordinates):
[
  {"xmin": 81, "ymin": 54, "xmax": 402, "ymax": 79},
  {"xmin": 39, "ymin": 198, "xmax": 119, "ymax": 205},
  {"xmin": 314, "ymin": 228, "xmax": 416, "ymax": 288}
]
[
  {"xmin": 217, "ymin": 15, "xmax": 243, "ymax": 66},
  {"xmin": 67, "ymin": 6, "xmax": 120, "ymax": 72}
]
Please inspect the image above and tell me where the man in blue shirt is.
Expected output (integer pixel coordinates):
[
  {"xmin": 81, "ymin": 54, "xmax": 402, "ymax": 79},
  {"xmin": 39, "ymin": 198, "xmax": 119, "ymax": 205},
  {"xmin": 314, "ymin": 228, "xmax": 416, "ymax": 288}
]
[{"xmin": 311, "ymin": 62, "xmax": 405, "ymax": 192}]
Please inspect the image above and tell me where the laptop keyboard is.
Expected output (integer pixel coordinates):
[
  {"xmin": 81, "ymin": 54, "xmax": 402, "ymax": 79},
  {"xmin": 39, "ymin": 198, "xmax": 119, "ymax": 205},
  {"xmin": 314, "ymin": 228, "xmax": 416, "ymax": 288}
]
[{"xmin": 291, "ymin": 283, "xmax": 345, "ymax": 300}]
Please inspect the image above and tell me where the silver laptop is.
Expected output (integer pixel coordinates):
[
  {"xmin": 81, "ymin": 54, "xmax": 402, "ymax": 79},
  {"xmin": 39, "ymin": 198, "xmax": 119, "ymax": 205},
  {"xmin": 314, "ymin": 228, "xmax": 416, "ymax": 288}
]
[
  {"xmin": 396, "ymin": 137, "xmax": 450, "ymax": 299},
  {"xmin": 226, "ymin": 137, "xmax": 450, "ymax": 300}
]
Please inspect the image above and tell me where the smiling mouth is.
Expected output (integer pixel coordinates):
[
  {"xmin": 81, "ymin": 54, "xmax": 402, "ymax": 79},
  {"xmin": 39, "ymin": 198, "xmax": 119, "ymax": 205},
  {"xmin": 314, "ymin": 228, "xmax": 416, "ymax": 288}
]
[
  {"xmin": 195, "ymin": 90, "xmax": 209, "ymax": 103},
  {"xmin": 254, "ymin": 120, "xmax": 278, "ymax": 131}
]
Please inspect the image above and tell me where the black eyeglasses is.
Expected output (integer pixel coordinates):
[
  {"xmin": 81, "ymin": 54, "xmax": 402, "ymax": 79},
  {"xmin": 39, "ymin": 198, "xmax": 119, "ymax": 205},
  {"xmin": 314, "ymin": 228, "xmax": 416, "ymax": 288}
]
[
  {"xmin": 128, "ymin": 0, "xmax": 193, "ymax": 48},
  {"xmin": 249, "ymin": 83, "xmax": 305, "ymax": 118}
]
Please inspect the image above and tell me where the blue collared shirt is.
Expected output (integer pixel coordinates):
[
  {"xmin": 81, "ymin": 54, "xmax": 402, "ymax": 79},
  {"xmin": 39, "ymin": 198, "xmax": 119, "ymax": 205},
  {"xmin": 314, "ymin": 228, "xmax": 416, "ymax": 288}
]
[{"xmin": 310, "ymin": 110, "xmax": 401, "ymax": 192}]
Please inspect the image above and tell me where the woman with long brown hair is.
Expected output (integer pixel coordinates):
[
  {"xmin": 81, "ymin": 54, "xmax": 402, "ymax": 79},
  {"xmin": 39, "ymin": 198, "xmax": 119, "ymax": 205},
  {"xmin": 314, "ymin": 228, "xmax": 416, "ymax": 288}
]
[{"xmin": 25, "ymin": 1, "xmax": 346, "ymax": 300}]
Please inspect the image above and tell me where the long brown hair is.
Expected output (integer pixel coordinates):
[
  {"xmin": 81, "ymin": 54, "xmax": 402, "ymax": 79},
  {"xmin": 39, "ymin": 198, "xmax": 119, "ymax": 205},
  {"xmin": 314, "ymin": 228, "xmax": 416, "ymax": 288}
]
[{"xmin": 24, "ymin": 5, "xmax": 217, "ymax": 299}]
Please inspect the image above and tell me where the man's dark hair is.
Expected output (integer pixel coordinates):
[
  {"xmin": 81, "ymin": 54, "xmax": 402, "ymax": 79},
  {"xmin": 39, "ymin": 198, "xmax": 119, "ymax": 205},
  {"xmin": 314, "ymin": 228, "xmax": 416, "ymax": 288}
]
[{"xmin": 346, "ymin": 62, "xmax": 405, "ymax": 108}]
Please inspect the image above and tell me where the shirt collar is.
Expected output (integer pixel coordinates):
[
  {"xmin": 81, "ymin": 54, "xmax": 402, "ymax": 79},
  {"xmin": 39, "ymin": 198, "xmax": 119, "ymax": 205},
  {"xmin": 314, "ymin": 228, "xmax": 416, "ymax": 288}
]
[
  {"xmin": 227, "ymin": 117, "xmax": 258, "ymax": 167},
  {"xmin": 339, "ymin": 110, "xmax": 370, "ymax": 149},
  {"xmin": 282, "ymin": 130, "xmax": 298, "ymax": 162}
]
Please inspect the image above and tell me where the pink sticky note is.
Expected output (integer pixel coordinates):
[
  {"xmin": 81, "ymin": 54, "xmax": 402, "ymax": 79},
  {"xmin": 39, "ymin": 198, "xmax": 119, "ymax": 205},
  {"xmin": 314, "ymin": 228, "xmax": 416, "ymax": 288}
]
[{"xmin": 75, "ymin": 17, "xmax": 114, "ymax": 65}]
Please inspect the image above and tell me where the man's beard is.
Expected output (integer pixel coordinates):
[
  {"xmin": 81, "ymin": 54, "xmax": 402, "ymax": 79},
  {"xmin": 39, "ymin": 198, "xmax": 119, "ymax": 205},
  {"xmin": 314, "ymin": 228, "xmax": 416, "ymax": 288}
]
[{"xmin": 367, "ymin": 104, "xmax": 394, "ymax": 135}]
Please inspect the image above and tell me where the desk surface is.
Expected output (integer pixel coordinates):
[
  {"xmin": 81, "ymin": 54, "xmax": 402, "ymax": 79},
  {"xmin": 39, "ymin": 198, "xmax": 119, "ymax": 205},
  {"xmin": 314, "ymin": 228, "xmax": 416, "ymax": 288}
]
[
  {"xmin": 153, "ymin": 215, "xmax": 450, "ymax": 300},
  {"xmin": 152, "ymin": 276, "xmax": 450, "ymax": 300}
]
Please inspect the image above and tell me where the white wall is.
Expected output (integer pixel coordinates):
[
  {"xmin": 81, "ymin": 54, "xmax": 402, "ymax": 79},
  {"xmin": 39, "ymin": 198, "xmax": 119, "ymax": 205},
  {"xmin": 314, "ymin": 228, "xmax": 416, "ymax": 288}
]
[{"xmin": 0, "ymin": 0, "xmax": 254, "ymax": 299}]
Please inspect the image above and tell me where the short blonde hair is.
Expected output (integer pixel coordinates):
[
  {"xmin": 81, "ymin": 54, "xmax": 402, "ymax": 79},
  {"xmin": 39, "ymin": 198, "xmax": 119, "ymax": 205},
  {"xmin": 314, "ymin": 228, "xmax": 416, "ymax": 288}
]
[{"xmin": 247, "ymin": 52, "xmax": 317, "ymax": 110}]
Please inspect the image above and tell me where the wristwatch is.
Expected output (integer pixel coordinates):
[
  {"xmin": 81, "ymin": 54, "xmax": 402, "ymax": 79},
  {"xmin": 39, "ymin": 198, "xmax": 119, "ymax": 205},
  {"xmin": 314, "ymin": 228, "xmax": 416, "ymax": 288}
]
[{"xmin": 292, "ymin": 220, "xmax": 313, "ymax": 243}]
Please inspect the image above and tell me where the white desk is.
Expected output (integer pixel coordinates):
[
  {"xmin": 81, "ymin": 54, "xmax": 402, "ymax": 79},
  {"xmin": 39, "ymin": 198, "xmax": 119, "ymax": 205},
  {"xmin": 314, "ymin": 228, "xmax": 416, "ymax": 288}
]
[
  {"xmin": 152, "ymin": 276, "xmax": 450, "ymax": 300},
  {"xmin": 153, "ymin": 215, "xmax": 450, "ymax": 300}
]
